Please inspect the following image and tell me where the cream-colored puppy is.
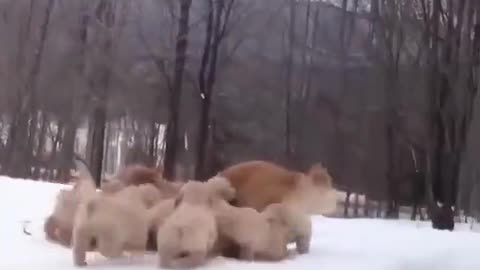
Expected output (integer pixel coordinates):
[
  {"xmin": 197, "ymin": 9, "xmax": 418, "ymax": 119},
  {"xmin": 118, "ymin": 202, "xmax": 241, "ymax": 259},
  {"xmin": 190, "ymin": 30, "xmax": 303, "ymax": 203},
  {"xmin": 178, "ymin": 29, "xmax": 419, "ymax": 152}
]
[
  {"xmin": 72, "ymin": 187, "xmax": 150, "ymax": 266},
  {"xmin": 44, "ymin": 177, "xmax": 97, "ymax": 247},
  {"xmin": 211, "ymin": 198, "xmax": 289, "ymax": 261},
  {"xmin": 156, "ymin": 203, "xmax": 218, "ymax": 269},
  {"xmin": 262, "ymin": 203, "xmax": 312, "ymax": 254}
]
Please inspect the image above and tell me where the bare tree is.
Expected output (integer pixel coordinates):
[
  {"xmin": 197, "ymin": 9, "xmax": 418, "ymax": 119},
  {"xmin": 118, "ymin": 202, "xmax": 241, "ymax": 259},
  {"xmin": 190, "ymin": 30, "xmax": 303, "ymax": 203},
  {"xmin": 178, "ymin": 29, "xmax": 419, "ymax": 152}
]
[
  {"xmin": 163, "ymin": 0, "xmax": 193, "ymax": 180},
  {"xmin": 284, "ymin": 0, "xmax": 296, "ymax": 161},
  {"xmin": 426, "ymin": 0, "xmax": 480, "ymax": 225},
  {"xmin": 194, "ymin": 0, "xmax": 234, "ymax": 180},
  {"xmin": 4, "ymin": 0, "xmax": 55, "ymax": 178},
  {"xmin": 57, "ymin": 3, "xmax": 89, "ymax": 181},
  {"xmin": 87, "ymin": 0, "xmax": 117, "ymax": 185}
]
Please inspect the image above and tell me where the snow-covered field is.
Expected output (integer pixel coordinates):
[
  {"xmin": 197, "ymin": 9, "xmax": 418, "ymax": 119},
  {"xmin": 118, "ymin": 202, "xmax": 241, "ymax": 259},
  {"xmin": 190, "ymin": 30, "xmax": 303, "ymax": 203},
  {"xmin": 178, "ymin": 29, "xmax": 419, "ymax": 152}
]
[{"xmin": 2, "ymin": 176, "xmax": 480, "ymax": 270}]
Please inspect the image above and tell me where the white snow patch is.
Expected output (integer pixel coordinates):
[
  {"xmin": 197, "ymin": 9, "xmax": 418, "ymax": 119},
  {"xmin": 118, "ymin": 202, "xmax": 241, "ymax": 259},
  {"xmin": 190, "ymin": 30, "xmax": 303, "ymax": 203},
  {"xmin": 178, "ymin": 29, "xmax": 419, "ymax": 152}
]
[{"xmin": 1, "ymin": 175, "xmax": 480, "ymax": 270}]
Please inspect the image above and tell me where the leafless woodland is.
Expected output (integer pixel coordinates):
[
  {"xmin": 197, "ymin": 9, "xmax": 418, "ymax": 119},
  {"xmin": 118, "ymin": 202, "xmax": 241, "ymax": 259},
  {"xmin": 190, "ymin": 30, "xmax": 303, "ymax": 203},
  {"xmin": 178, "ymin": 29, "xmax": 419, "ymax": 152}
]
[{"xmin": 1, "ymin": 0, "xmax": 480, "ymax": 221}]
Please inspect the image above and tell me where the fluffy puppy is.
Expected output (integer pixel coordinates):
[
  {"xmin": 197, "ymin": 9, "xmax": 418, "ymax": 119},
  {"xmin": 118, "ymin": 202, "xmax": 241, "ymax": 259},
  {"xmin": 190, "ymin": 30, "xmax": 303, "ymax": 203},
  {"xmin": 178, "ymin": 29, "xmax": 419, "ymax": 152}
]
[
  {"xmin": 174, "ymin": 175, "xmax": 236, "ymax": 207},
  {"xmin": 113, "ymin": 163, "xmax": 164, "ymax": 186},
  {"xmin": 110, "ymin": 184, "xmax": 169, "ymax": 251},
  {"xmin": 72, "ymin": 188, "xmax": 150, "ymax": 266},
  {"xmin": 113, "ymin": 183, "xmax": 165, "ymax": 209},
  {"xmin": 168, "ymin": 176, "xmax": 238, "ymax": 260},
  {"xmin": 156, "ymin": 203, "xmax": 218, "ymax": 269},
  {"xmin": 148, "ymin": 199, "xmax": 176, "ymax": 230},
  {"xmin": 145, "ymin": 198, "xmax": 177, "ymax": 251},
  {"xmin": 220, "ymin": 160, "xmax": 338, "ymax": 215},
  {"xmin": 137, "ymin": 183, "xmax": 164, "ymax": 208},
  {"xmin": 44, "ymin": 177, "xmax": 97, "ymax": 247},
  {"xmin": 44, "ymin": 190, "xmax": 78, "ymax": 247},
  {"xmin": 101, "ymin": 164, "xmax": 182, "ymax": 198},
  {"xmin": 211, "ymin": 199, "xmax": 288, "ymax": 261},
  {"xmin": 143, "ymin": 176, "xmax": 220, "ymax": 253},
  {"xmin": 261, "ymin": 203, "xmax": 312, "ymax": 254}
]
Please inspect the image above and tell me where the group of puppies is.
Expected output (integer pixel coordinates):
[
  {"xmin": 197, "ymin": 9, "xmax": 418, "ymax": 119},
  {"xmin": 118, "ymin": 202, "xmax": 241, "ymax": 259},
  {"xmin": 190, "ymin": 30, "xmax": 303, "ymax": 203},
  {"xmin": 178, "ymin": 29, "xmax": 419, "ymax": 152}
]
[{"xmin": 41, "ymin": 160, "xmax": 338, "ymax": 268}]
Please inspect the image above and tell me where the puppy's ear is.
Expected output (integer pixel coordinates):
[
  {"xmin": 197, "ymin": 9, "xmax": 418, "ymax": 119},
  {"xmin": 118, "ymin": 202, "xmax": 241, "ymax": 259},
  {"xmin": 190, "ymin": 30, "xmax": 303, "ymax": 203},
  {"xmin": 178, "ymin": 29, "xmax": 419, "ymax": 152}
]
[{"xmin": 174, "ymin": 194, "xmax": 183, "ymax": 208}]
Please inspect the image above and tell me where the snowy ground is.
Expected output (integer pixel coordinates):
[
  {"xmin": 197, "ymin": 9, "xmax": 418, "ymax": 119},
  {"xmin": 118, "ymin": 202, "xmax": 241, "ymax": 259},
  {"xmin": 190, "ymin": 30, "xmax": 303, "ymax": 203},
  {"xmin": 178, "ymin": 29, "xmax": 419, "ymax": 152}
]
[{"xmin": 2, "ymin": 176, "xmax": 480, "ymax": 270}]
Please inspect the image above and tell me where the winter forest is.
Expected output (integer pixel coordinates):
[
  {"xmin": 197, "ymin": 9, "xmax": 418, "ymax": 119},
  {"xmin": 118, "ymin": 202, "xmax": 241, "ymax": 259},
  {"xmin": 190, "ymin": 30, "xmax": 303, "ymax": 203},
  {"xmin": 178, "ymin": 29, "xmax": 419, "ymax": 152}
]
[{"xmin": 1, "ymin": 0, "xmax": 480, "ymax": 224}]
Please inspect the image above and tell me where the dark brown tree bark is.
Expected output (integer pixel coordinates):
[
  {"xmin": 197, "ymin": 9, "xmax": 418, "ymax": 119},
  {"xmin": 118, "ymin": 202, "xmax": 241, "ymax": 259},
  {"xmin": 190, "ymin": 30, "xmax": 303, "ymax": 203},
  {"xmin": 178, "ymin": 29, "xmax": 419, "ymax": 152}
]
[
  {"xmin": 297, "ymin": 3, "xmax": 319, "ymax": 161},
  {"xmin": 58, "ymin": 10, "xmax": 89, "ymax": 181},
  {"xmin": 88, "ymin": 0, "xmax": 115, "ymax": 186},
  {"xmin": 343, "ymin": 190, "xmax": 351, "ymax": 217},
  {"xmin": 284, "ymin": 0, "xmax": 296, "ymax": 161},
  {"xmin": 88, "ymin": 107, "xmax": 107, "ymax": 185},
  {"xmin": 353, "ymin": 193, "xmax": 360, "ymax": 217},
  {"xmin": 194, "ymin": 0, "xmax": 233, "ymax": 180},
  {"xmin": 424, "ymin": 0, "xmax": 479, "ymax": 230},
  {"xmin": 364, "ymin": 196, "xmax": 370, "ymax": 217},
  {"xmin": 163, "ymin": 0, "xmax": 193, "ymax": 180},
  {"xmin": 4, "ymin": 0, "xmax": 55, "ymax": 178},
  {"xmin": 32, "ymin": 112, "xmax": 48, "ymax": 179}
]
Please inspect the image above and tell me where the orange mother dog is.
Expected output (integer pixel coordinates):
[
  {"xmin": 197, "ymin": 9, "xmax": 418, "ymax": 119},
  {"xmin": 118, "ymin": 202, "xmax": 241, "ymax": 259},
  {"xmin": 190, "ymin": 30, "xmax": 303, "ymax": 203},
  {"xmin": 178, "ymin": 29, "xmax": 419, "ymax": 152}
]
[{"xmin": 220, "ymin": 160, "xmax": 338, "ymax": 215}]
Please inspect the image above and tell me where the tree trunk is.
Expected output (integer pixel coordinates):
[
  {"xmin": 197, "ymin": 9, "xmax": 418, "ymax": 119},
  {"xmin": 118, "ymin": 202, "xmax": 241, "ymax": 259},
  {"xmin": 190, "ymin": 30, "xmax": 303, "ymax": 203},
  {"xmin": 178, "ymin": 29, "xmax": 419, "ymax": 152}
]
[
  {"xmin": 58, "ymin": 120, "xmax": 77, "ymax": 181},
  {"xmin": 376, "ymin": 201, "xmax": 382, "ymax": 218},
  {"xmin": 4, "ymin": 0, "xmax": 55, "ymax": 178},
  {"xmin": 364, "ymin": 196, "xmax": 370, "ymax": 217},
  {"xmin": 343, "ymin": 191, "xmax": 351, "ymax": 217},
  {"xmin": 353, "ymin": 193, "xmax": 360, "ymax": 217},
  {"xmin": 194, "ymin": 0, "xmax": 214, "ymax": 180},
  {"xmin": 32, "ymin": 113, "xmax": 48, "ymax": 179},
  {"xmin": 88, "ymin": 108, "xmax": 107, "ymax": 186},
  {"xmin": 163, "ymin": 0, "xmax": 192, "ymax": 180},
  {"xmin": 87, "ymin": 0, "xmax": 115, "ymax": 186},
  {"xmin": 194, "ymin": 0, "xmax": 233, "ymax": 180},
  {"xmin": 284, "ymin": 0, "xmax": 296, "ymax": 161},
  {"xmin": 195, "ymin": 95, "xmax": 213, "ymax": 180},
  {"xmin": 58, "ymin": 9, "xmax": 89, "ymax": 181}
]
